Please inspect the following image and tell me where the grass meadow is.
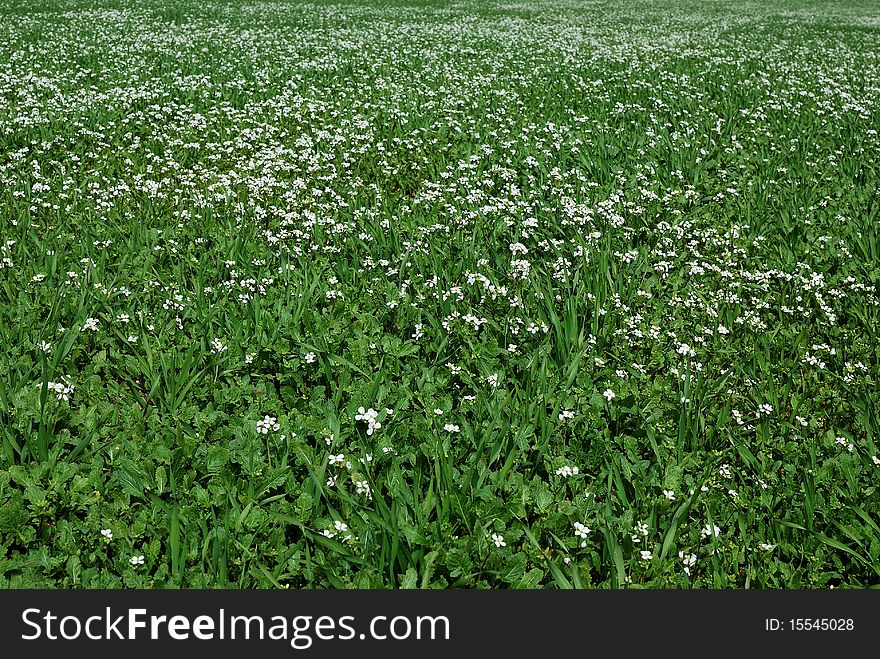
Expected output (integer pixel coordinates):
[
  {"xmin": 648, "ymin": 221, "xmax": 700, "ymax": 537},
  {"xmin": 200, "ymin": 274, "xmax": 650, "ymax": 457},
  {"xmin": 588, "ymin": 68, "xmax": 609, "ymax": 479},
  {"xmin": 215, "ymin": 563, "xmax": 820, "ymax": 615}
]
[{"xmin": 0, "ymin": 0, "xmax": 879, "ymax": 588}]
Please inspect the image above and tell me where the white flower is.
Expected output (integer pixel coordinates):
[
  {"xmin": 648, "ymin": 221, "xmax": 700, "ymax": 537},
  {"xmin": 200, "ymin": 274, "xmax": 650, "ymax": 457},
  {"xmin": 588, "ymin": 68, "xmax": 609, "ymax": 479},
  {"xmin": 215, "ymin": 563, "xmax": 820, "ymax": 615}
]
[
  {"xmin": 758, "ymin": 543, "xmax": 775, "ymax": 551},
  {"xmin": 44, "ymin": 377, "xmax": 74, "ymax": 401},
  {"xmin": 354, "ymin": 479, "xmax": 372, "ymax": 499},
  {"xmin": 129, "ymin": 555, "xmax": 145, "ymax": 565},
  {"xmin": 355, "ymin": 407, "xmax": 381, "ymax": 435},
  {"xmin": 663, "ymin": 489, "xmax": 675, "ymax": 501},
  {"xmin": 100, "ymin": 529, "xmax": 113, "ymax": 541},
  {"xmin": 872, "ymin": 456, "xmax": 880, "ymax": 466},
  {"xmin": 83, "ymin": 317, "xmax": 99, "ymax": 331},
  {"xmin": 328, "ymin": 454, "xmax": 345, "ymax": 465},
  {"xmin": 355, "ymin": 406, "xmax": 378, "ymax": 422},
  {"xmin": 602, "ymin": 388, "xmax": 615, "ymax": 402},
  {"xmin": 573, "ymin": 522, "xmax": 591, "ymax": 540},
  {"xmin": 639, "ymin": 550, "xmax": 653, "ymax": 561},
  {"xmin": 127, "ymin": 335, "xmax": 138, "ymax": 343},
  {"xmin": 210, "ymin": 338, "xmax": 227, "ymax": 354},
  {"xmin": 758, "ymin": 403, "xmax": 773, "ymax": 416},
  {"xmin": 717, "ymin": 325, "xmax": 729, "ymax": 335},
  {"xmin": 491, "ymin": 533, "xmax": 506, "ymax": 548},
  {"xmin": 679, "ymin": 551, "xmax": 696, "ymax": 575},
  {"xmin": 558, "ymin": 410, "xmax": 575, "ymax": 421},
  {"xmin": 334, "ymin": 520, "xmax": 348, "ymax": 533},
  {"xmin": 256, "ymin": 415, "xmax": 279, "ymax": 434},
  {"xmin": 433, "ymin": 408, "xmax": 444, "ymax": 415},
  {"xmin": 635, "ymin": 521, "xmax": 649, "ymax": 537},
  {"xmin": 304, "ymin": 352, "xmax": 316, "ymax": 363},
  {"xmin": 676, "ymin": 343, "xmax": 695, "ymax": 357},
  {"xmin": 701, "ymin": 523, "xmax": 721, "ymax": 539},
  {"xmin": 39, "ymin": 341, "xmax": 52, "ymax": 353},
  {"xmin": 834, "ymin": 436, "xmax": 854, "ymax": 452},
  {"xmin": 555, "ymin": 465, "xmax": 579, "ymax": 477}
]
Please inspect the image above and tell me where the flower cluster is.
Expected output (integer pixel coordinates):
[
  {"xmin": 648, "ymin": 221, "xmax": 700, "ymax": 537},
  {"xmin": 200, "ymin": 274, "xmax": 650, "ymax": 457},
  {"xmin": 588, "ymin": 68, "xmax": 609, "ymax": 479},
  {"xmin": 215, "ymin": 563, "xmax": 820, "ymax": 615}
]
[
  {"xmin": 631, "ymin": 521, "xmax": 649, "ymax": 544},
  {"xmin": 44, "ymin": 377, "xmax": 74, "ymax": 401},
  {"xmin": 256, "ymin": 415, "xmax": 280, "ymax": 434},
  {"xmin": 679, "ymin": 551, "xmax": 697, "ymax": 575},
  {"xmin": 323, "ymin": 520, "xmax": 356, "ymax": 544},
  {"xmin": 355, "ymin": 407, "xmax": 381, "ymax": 435},
  {"xmin": 573, "ymin": 522, "xmax": 591, "ymax": 547},
  {"xmin": 701, "ymin": 523, "xmax": 722, "ymax": 539}
]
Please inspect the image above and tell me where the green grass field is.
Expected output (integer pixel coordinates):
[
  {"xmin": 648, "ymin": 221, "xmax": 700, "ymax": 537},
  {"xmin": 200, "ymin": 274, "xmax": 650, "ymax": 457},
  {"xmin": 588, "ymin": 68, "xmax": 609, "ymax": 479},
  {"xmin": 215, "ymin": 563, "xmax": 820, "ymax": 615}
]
[{"xmin": 0, "ymin": 0, "xmax": 878, "ymax": 588}]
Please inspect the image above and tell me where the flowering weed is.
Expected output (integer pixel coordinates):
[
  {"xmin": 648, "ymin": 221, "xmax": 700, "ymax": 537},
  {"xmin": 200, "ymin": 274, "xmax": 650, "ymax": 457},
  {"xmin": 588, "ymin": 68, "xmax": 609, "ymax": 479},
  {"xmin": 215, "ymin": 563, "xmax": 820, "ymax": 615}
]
[{"xmin": 0, "ymin": 0, "xmax": 878, "ymax": 588}]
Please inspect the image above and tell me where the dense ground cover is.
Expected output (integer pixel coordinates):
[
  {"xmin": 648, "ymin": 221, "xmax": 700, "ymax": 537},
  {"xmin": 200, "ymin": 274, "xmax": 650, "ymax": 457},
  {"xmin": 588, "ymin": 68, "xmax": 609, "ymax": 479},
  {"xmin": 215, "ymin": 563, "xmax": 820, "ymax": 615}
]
[{"xmin": 0, "ymin": 0, "xmax": 878, "ymax": 588}]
